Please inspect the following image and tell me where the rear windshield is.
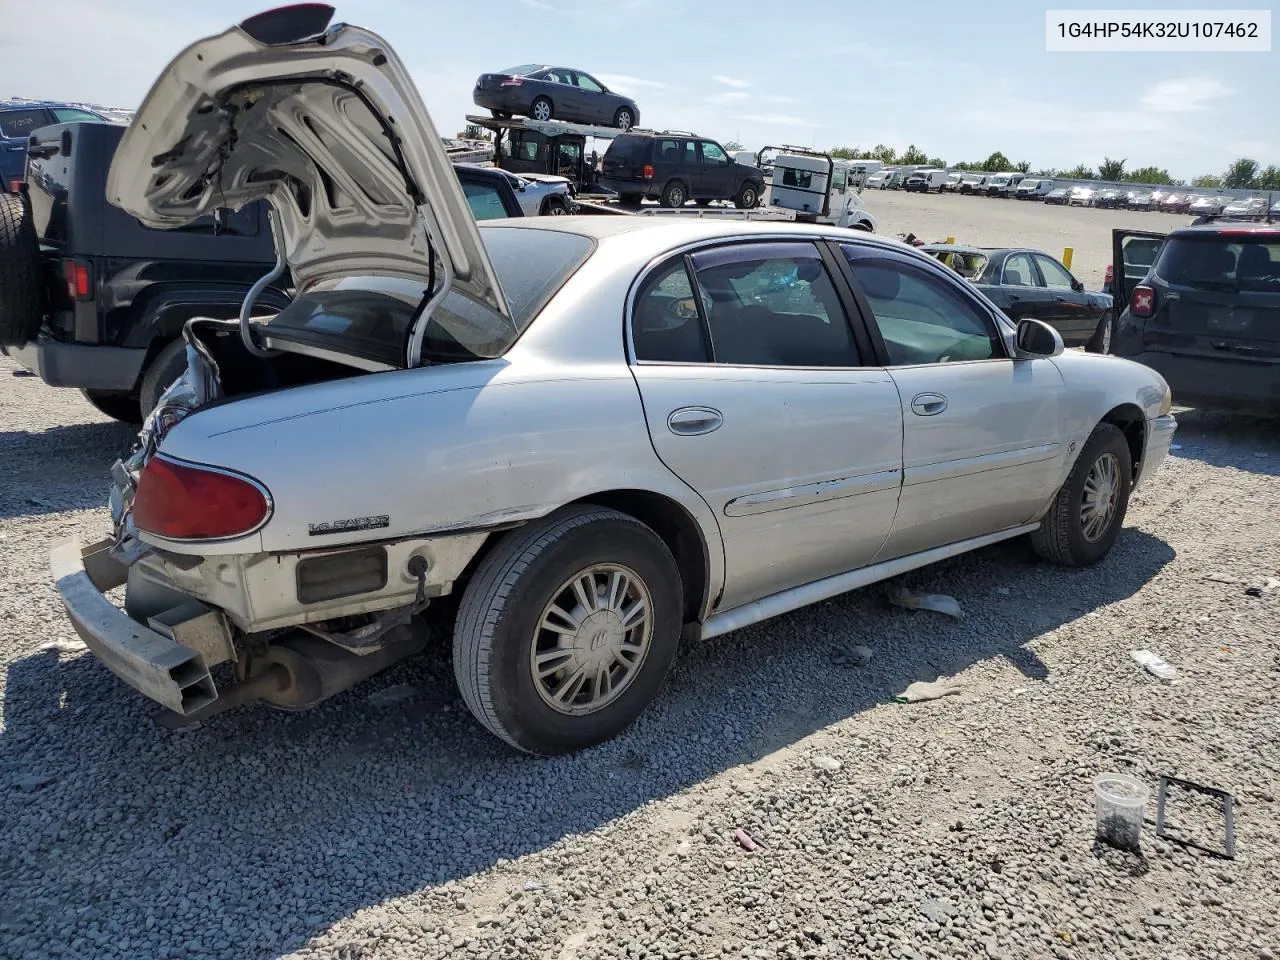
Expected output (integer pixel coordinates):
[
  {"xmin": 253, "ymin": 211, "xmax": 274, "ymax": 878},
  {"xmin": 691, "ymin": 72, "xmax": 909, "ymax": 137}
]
[
  {"xmin": 604, "ymin": 135, "xmax": 650, "ymax": 162},
  {"xmin": 264, "ymin": 227, "xmax": 597, "ymax": 365},
  {"xmin": 501, "ymin": 64, "xmax": 542, "ymax": 75},
  {"xmin": 1155, "ymin": 236, "xmax": 1280, "ymax": 293},
  {"xmin": 0, "ymin": 108, "xmax": 49, "ymax": 138}
]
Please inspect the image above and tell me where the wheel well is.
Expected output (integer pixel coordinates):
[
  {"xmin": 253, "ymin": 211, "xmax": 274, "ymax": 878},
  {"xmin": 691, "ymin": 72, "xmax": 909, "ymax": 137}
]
[
  {"xmin": 577, "ymin": 490, "xmax": 709, "ymax": 623},
  {"xmin": 1101, "ymin": 404, "xmax": 1146, "ymax": 481}
]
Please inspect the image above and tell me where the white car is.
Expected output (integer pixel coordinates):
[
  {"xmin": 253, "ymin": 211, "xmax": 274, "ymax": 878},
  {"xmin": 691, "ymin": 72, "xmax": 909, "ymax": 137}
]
[
  {"xmin": 51, "ymin": 6, "xmax": 1177, "ymax": 756},
  {"xmin": 489, "ymin": 167, "xmax": 575, "ymax": 216},
  {"xmin": 1068, "ymin": 186, "xmax": 1096, "ymax": 207}
]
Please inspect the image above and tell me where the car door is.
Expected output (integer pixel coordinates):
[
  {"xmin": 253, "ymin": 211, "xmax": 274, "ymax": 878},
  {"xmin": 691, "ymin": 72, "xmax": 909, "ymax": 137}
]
[
  {"xmin": 697, "ymin": 141, "xmax": 735, "ymax": 199},
  {"xmin": 628, "ymin": 240, "xmax": 904, "ymax": 612},
  {"xmin": 993, "ymin": 252, "xmax": 1055, "ymax": 324},
  {"xmin": 0, "ymin": 107, "xmax": 53, "ymax": 183},
  {"xmin": 1034, "ymin": 253, "xmax": 1096, "ymax": 345},
  {"xmin": 570, "ymin": 71, "xmax": 609, "ymax": 123},
  {"xmin": 839, "ymin": 243, "xmax": 1070, "ymax": 560},
  {"xmin": 531, "ymin": 69, "xmax": 574, "ymax": 119}
]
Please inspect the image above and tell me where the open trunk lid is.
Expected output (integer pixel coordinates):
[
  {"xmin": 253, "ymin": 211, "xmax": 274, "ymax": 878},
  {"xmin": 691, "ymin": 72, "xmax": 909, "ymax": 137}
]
[{"xmin": 105, "ymin": 4, "xmax": 513, "ymax": 362}]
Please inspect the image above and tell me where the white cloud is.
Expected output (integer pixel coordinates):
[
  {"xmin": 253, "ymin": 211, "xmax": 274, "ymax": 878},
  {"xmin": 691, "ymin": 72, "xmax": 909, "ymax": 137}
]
[
  {"xmin": 712, "ymin": 75, "xmax": 750, "ymax": 88},
  {"xmin": 597, "ymin": 74, "xmax": 670, "ymax": 95},
  {"xmin": 764, "ymin": 94, "xmax": 797, "ymax": 105},
  {"xmin": 1138, "ymin": 77, "xmax": 1232, "ymax": 113}
]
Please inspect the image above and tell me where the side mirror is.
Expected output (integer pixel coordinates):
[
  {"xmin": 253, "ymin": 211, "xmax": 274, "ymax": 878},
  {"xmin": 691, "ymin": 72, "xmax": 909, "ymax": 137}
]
[
  {"xmin": 1071, "ymin": 277, "xmax": 1084, "ymax": 292},
  {"xmin": 1013, "ymin": 318, "xmax": 1063, "ymax": 358}
]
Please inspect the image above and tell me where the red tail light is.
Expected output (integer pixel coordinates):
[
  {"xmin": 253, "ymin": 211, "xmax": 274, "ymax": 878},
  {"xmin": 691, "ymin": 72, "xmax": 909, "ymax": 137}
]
[
  {"xmin": 1103, "ymin": 263, "xmax": 1113, "ymax": 286},
  {"xmin": 642, "ymin": 164, "xmax": 654, "ymax": 180},
  {"xmin": 499, "ymin": 77, "xmax": 523, "ymax": 87},
  {"xmin": 7, "ymin": 179, "xmax": 22, "ymax": 193},
  {"xmin": 63, "ymin": 259, "xmax": 91, "ymax": 300},
  {"xmin": 133, "ymin": 456, "xmax": 271, "ymax": 541},
  {"xmin": 1131, "ymin": 284, "xmax": 1155, "ymax": 318}
]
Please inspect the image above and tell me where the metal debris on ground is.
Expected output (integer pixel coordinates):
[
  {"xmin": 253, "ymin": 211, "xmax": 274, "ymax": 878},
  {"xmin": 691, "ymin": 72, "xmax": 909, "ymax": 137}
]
[
  {"xmin": 1130, "ymin": 649, "xmax": 1178, "ymax": 681},
  {"xmin": 830, "ymin": 643, "xmax": 873, "ymax": 668},
  {"xmin": 811, "ymin": 756, "xmax": 842, "ymax": 774},
  {"xmin": 733, "ymin": 828, "xmax": 761, "ymax": 852},
  {"xmin": 887, "ymin": 585, "xmax": 963, "ymax": 619},
  {"xmin": 894, "ymin": 678, "xmax": 963, "ymax": 704},
  {"xmin": 1155, "ymin": 775, "xmax": 1237, "ymax": 860}
]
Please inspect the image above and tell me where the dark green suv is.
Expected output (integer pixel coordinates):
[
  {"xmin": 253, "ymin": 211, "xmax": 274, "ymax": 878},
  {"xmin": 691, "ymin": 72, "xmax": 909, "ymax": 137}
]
[{"xmin": 600, "ymin": 132, "xmax": 765, "ymax": 209}]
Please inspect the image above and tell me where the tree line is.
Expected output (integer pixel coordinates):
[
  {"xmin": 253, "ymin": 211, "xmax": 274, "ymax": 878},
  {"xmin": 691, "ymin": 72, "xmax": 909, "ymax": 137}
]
[{"xmin": 822, "ymin": 145, "xmax": 1280, "ymax": 190}]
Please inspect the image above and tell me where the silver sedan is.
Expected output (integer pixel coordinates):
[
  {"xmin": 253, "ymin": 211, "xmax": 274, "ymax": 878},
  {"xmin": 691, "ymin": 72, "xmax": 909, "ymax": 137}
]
[{"xmin": 51, "ymin": 9, "xmax": 1178, "ymax": 756}]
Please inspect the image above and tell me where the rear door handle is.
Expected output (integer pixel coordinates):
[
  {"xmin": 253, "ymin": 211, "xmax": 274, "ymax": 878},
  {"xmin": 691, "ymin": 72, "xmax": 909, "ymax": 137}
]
[
  {"xmin": 910, "ymin": 393, "xmax": 948, "ymax": 417},
  {"xmin": 667, "ymin": 406, "xmax": 723, "ymax": 436}
]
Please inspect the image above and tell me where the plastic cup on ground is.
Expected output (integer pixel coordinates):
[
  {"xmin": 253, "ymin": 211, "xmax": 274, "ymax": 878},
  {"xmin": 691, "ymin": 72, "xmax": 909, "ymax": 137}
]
[{"xmin": 1094, "ymin": 773, "xmax": 1149, "ymax": 851}]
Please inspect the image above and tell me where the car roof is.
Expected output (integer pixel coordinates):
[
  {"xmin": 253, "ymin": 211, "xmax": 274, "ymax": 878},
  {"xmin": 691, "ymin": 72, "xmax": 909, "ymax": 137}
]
[
  {"xmin": 0, "ymin": 98, "xmax": 104, "ymax": 113},
  {"xmin": 1169, "ymin": 223, "xmax": 1280, "ymax": 237}
]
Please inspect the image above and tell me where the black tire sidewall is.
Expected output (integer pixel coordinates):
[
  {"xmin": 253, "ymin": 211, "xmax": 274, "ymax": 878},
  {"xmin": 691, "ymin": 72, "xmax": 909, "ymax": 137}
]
[
  {"xmin": 485, "ymin": 519, "xmax": 683, "ymax": 754},
  {"xmin": 0, "ymin": 192, "xmax": 45, "ymax": 346},
  {"xmin": 531, "ymin": 97, "xmax": 553, "ymax": 121},
  {"xmin": 1062, "ymin": 426, "xmax": 1132, "ymax": 563},
  {"xmin": 661, "ymin": 181, "xmax": 686, "ymax": 208},
  {"xmin": 139, "ymin": 339, "xmax": 188, "ymax": 417},
  {"xmin": 735, "ymin": 182, "xmax": 759, "ymax": 209},
  {"xmin": 81, "ymin": 389, "xmax": 143, "ymax": 424}
]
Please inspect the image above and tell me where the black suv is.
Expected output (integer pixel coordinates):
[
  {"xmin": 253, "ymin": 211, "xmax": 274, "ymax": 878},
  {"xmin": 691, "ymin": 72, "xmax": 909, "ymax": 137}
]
[
  {"xmin": 600, "ymin": 132, "xmax": 765, "ymax": 209},
  {"xmin": 1110, "ymin": 223, "xmax": 1279, "ymax": 415}
]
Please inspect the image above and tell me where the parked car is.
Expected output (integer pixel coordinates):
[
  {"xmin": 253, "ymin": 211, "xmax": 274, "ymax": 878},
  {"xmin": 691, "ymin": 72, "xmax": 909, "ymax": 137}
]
[
  {"xmin": 958, "ymin": 174, "xmax": 987, "ymax": 195},
  {"xmin": 600, "ymin": 131, "xmax": 765, "ymax": 208},
  {"xmin": 1094, "ymin": 189, "xmax": 1127, "ymax": 210},
  {"xmin": 922, "ymin": 244, "xmax": 1115, "ymax": 352},
  {"xmin": 1221, "ymin": 197, "xmax": 1271, "ymax": 221},
  {"xmin": 867, "ymin": 170, "xmax": 895, "ymax": 190},
  {"xmin": 904, "ymin": 169, "xmax": 948, "ymax": 193},
  {"xmin": 473, "ymin": 64, "xmax": 639, "ymax": 130},
  {"xmin": 1014, "ymin": 179, "xmax": 1055, "ymax": 200},
  {"xmin": 0, "ymin": 120, "xmax": 289, "ymax": 422},
  {"xmin": 1067, "ymin": 186, "xmax": 1095, "ymax": 207},
  {"xmin": 1126, "ymin": 190, "xmax": 1154, "ymax": 211},
  {"xmin": 1187, "ymin": 195, "xmax": 1226, "ymax": 218},
  {"xmin": 1, "ymin": 99, "xmax": 109, "ymax": 189},
  {"xmin": 478, "ymin": 166, "xmax": 575, "ymax": 216},
  {"xmin": 1044, "ymin": 187, "xmax": 1071, "ymax": 205},
  {"xmin": 1111, "ymin": 223, "xmax": 1279, "ymax": 415},
  {"xmin": 942, "ymin": 173, "xmax": 964, "ymax": 192},
  {"xmin": 51, "ymin": 7, "xmax": 1177, "ymax": 756},
  {"xmin": 454, "ymin": 164, "xmax": 528, "ymax": 219},
  {"xmin": 1159, "ymin": 193, "xmax": 1191, "ymax": 214}
]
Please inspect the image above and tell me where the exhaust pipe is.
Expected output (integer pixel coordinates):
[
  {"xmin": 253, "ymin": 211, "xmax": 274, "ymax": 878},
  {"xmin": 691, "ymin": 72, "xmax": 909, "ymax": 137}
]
[{"xmin": 155, "ymin": 625, "xmax": 428, "ymax": 729}]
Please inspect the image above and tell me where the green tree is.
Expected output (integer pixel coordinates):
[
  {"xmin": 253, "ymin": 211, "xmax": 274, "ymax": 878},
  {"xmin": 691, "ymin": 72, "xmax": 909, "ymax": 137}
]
[
  {"xmin": 1098, "ymin": 157, "xmax": 1126, "ymax": 181},
  {"xmin": 1127, "ymin": 166, "xmax": 1173, "ymax": 185},
  {"xmin": 1192, "ymin": 173, "xmax": 1224, "ymax": 188},
  {"xmin": 927, "ymin": 156, "xmax": 948, "ymax": 169},
  {"xmin": 1066, "ymin": 164, "xmax": 1096, "ymax": 180},
  {"xmin": 1015, "ymin": 160, "xmax": 1031, "ymax": 174},
  {"xmin": 1258, "ymin": 165, "xmax": 1280, "ymax": 190},
  {"xmin": 981, "ymin": 151, "xmax": 1012, "ymax": 172},
  {"xmin": 1034, "ymin": 168, "xmax": 1059, "ymax": 177},
  {"xmin": 899, "ymin": 144, "xmax": 928, "ymax": 165},
  {"xmin": 1223, "ymin": 157, "xmax": 1260, "ymax": 188},
  {"xmin": 828, "ymin": 145, "xmax": 858, "ymax": 159},
  {"xmin": 871, "ymin": 144, "xmax": 897, "ymax": 163}
]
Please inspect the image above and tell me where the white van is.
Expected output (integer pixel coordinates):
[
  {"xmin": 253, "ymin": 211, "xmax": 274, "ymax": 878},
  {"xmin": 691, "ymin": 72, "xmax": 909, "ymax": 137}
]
[
  {"xmin": 1015, "ymin": 178, "xmax": 1055, "ymax": 200},
  {"xmin": 904, "ymin": 168, "xmax": 950, "ymax": 193}
]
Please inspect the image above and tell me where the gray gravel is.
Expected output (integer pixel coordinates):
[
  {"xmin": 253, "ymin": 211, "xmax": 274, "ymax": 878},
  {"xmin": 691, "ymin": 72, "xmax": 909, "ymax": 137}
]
[{"xmin": 3, "ymin": 331, "xmax": 1279, "ymax": 960}]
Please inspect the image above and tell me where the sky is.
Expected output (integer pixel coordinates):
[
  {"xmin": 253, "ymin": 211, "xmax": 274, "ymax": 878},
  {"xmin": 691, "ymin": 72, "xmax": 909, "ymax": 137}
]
[{"xmin": 1, "ymin": 0, "xmax": 1276, "ymax": 181}]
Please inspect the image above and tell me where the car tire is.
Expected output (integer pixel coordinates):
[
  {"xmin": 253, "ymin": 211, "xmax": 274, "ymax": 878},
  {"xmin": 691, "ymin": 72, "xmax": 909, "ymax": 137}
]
[
  {"xmin": 613, "ymin": 107, "xmax": 635, "ymax": 130},
  {"xmin": 530, "ymin": 97, "xmax": 554, "ymax": 122},
  {"xmin": 81, "ymin": 389, "xmax": 142, "ymax": 424},
  {"xmin": 0, "ymin": 192, "xmax": 45, "ymax": 347},
  {"xmin": 660, "ymin": 181, "xmax": 687, "ymax": 208},
  {"xmin": 452, "ymin": 505, "xmax": 683, "ymax": 755},
  {"xmin": 734, "ymin": 181, "xmax": 761, "ymax": 209},
  {"xmin": 542, "ymin": 196, "xmax": 570, "ymax": 216},
  {"xmin": 852, "ymin": 220, "xmax": 873, "ymax": 232},
  {"xmin": 138, "ymin": 338, "xmax": 189, "ymax": 419},
  {"xmin": 1031, "ymin": 422, "xmax": 1132, "ymax": 567},
  {"xmin": 1085, "ymin": 311, "xmax": 1113, "ymax": 354}
]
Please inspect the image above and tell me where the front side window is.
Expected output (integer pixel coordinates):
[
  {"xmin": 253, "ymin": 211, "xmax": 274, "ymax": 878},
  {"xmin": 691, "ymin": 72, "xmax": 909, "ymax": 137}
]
[
  {"xmin": 1002, "ymin": 253, "xmax": 1039, "ymax": 287},
  {"xmin": 574, "ymin": 72, "xmax": 604, "ymax": 93},
  {"xmin": 842, "ymin": 246, "xmax": 1002, "ymax": 366},
  {"xmin": 462, "ymin": 180, "xmax": 511, "ymax": 220},
  {"xmin": 700, "ymin": 142, "xmax": 729, "ymax": 165},
  {"xmin": 1035, "ymin": 255, "xmax": 1076, "ymax": 289}
]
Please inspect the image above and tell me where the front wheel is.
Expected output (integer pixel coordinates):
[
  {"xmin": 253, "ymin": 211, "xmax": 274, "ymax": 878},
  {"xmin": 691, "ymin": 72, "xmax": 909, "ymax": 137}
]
[
  {"xmin": 1031, "ymin": 423, "xmax": 1132, "ymax": 567},
  {"xmin": 81, "ymin": 389, "xmax": 142, "ymax": 424},
  {"xmin": 734, "ymin": 181, "xmax": 760, "ymax": 209},
  {"xmin": 452, "ymin": 506, "xmax": 683, "ymax": 755},
  {"xmin": 542, "ymin": 196, "xmax": 570, "ymax": 216}
]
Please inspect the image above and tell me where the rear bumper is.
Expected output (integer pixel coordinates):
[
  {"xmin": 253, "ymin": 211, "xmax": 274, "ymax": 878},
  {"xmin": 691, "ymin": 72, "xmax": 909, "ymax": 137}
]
[
  {"xmin": 472, "ymin": 89, "xmax": 508, "ymax": 112},
  {"xmin": 1123, "ymin": 350, "xmax": 1280, "ymax": 413},
  {"xmin": 599, "ymin": 178, "xmax": 655, "ymax": 198},
  {"xmin": 3, "ymin": 338, "xmax": 146, "ymax": 391},
  {"xmin": 50, "ymin": 537, "xmax": 219, "ymax": 715}
]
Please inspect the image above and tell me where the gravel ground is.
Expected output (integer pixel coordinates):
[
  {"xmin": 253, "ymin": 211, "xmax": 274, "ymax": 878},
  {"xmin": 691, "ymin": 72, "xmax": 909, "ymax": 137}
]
[{"xmin": 3, "ymin": 196, "xmax": 1279, "ymax": 960}]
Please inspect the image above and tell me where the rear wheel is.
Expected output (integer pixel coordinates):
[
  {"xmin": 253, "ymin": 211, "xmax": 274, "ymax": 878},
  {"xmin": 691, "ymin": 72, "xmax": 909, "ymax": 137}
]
[
  {"xmin": 542, "ymin": 195, "xmax": 570, "ymax": 216},
  {"xmin": 531, "ymin": 97, "xmax": 553, "ymax": 122},
  {"xmin": 452, "ymin": 506, "xmax": 683, "ymax": 755},
  {"xmin": 734, "ymin": 181, "xmax": 761, "ymax": 209},
  {"xmin": 81, "ymin": 389, "xmax": 142, "ymax": 424},
  {"xmin": 138, "ymin": 339, "xmax": 188, "ymax": 419},
  {"xmin": 0, "ymin": 192, "xmax": 44, "ymax": 347},
  {"xmin": 1085, "ymin": 311, "xmax": 1113, "ymax": 354},
  {"xmin": 1031, "ymin": 423, "xmax": 1132, "ymax": 567},
  {"xmin": 660, "ymin": 181, "xmax": 687, "ymax": 208}
]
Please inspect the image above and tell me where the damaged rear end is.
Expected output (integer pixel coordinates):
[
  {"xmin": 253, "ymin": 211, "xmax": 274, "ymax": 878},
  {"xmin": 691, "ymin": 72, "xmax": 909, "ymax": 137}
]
[{"xmin": 51, "ymin": 5, "xmax": 517, "ymax": 724}]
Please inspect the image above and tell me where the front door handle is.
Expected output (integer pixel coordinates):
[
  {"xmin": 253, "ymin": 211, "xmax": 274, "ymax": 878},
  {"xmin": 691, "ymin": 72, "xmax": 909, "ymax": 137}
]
[
  {"xmin": 667, "ymin": 406, "xmax": 723, "ymax": 436},
  {"xmin": 910, "ymin": 393, "xmax": 948, "ymax": 417}
]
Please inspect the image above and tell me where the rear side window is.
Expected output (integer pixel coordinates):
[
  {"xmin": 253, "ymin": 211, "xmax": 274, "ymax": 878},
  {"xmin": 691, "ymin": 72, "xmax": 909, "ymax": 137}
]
[
  {"xmin": 1156, "ymin": 236, "xmax": 1280, "ymax": 292},
  {"xmin": 0, "ymin": 109, "xmax": 50, "ymax": 138}
]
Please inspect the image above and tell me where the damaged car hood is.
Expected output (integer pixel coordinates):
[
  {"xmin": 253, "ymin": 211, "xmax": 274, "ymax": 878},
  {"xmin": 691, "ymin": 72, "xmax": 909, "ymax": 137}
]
[{"xmin": 106, "ymin": 5, "xmax": 511, "ymax": 328}]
